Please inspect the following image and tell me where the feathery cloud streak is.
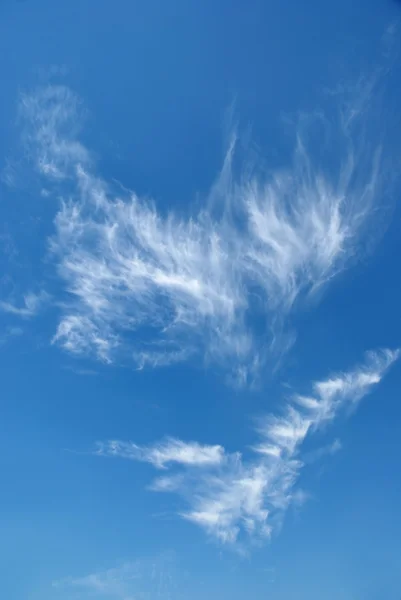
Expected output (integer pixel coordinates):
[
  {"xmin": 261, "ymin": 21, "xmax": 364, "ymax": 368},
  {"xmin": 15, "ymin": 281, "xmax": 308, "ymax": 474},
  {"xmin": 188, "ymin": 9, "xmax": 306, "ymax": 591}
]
[
  {"xmin": 95, "ymin": 437, "xmax": 225, "ymax": 469},
  {"xmin": 0, "ymin": 290, "xmax": 49, "ymax": 318},
  {"xmin": 19, "ymin": 82, "xmax": 386, "ymax": 377},
  {"xmin": 53, "ymin": 553, "xmax": 181, "ymax": 600},
  {"xmin": 94, "ymin": 350, "xmax": 399, "ymax": 545}
]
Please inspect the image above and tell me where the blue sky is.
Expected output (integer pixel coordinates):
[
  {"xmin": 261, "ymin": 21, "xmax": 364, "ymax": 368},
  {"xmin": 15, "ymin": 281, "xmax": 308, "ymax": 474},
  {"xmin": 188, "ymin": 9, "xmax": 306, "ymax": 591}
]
[{"xmin": 1, "ymin": 1, "xmax": 401, "ymax": 599}]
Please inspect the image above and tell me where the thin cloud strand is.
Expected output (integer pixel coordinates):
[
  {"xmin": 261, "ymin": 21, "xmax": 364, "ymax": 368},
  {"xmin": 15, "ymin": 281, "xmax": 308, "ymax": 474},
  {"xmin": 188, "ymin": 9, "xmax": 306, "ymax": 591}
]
[{"xmin": 95, "ymin": 350, "xmax": 398, "ymax": 545}]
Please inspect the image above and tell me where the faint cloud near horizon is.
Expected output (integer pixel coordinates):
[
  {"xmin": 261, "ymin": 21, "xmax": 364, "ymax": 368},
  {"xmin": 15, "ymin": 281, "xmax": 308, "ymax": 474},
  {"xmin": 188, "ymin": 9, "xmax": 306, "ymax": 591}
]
[{"xmin": 52, "ymin": 551, "xmax": 186, "ymax": 600}]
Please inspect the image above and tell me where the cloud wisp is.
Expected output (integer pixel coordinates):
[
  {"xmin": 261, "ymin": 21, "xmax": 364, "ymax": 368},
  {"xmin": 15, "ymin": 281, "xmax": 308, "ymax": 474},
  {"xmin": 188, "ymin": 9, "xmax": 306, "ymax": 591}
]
[
  {"xmin": 94, "ymin": 350, "xmax": 399, "ymax": 546},
  {"xmin": 53, "ymin": 552, "xmax": 182, "ymax": 600},
  {"xmin": 17, "ymin": 79, "xmax": 390, "ymax": 381},
  {"xmin": 95, "ymin": 437, "xmax": 225, "ymax": 470},
  {"xmin": 0, "ymin": 290, "xmax": 49, "ymax": 318}
]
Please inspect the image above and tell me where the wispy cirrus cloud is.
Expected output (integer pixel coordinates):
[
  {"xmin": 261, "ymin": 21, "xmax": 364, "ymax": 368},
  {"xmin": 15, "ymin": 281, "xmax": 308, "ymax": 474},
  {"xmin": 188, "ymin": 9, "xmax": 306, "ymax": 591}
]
[
  {"xmin": 0, "ymin": 290, "xmax": 49, "ymax": 318},
  {"xmin": 53, "ymin": 552, "xmax": 182, "ymax": 600},
  {"xmin": 95, "ymin": 437, "xmax": 225, "ymax": 470},
  {"xmin": 56, "ymin": 565, "xmax": 133, "ymax": 598},
  {"xmin": 302, "ymin": 437, "xmax": 342, "ymax": 464},
  {"xmin": 0, "ymin": 325, "xmax": 23, "ymax": 347},
  {"xmin": 15, "ymin": 76, "xmax": 390, "ymax": 381},
  {"xmin": 94, "ymin": 350, "xmax": 399, "ymax": 545}
]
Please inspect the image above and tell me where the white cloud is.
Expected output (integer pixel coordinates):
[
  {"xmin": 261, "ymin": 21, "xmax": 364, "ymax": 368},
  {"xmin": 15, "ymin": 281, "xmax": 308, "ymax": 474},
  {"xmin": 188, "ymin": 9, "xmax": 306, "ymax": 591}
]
[
  {"xmin": 17, "ymin": 81, "xmax": 389, "ymax": 380},
  {"xmin": 19, "ymin": 84, "xmax": 90, "ymax": 179},
  {"xmin": 52, "ymin": 314, "xmax": 116, "ymax": 363},
  {"xmin": 53, "ymin": 553, "xmax": 181, "ymax": 600},
  {"xmin": 0, "ymin": 290, "xmax": 49, "ymax": 318},
  {"xmin": 292, "ymin": 349, "xmax": 398, "ymax": 428},
  {"xmin": 302, "ymin": 437, "xmax": 343, "ymax": 464},
  {"xmin": 64, "ymin": 567, "xmax": 133, "ymax": 597},
  {"xmin": 95, "ymin": 437, "xmax": 225, "ymax": 469},
  {"xmin": 94, "ymin": 350, "xmax": 399, "ymax": 545},
  {"xmin": 0, "ymin": 325, "xmax": 24, "ymax": 346}
]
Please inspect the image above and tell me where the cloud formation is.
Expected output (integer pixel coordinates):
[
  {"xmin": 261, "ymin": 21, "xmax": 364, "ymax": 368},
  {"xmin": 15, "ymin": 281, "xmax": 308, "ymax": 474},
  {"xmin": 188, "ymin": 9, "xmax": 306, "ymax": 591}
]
[
  {"xmin": 0, "ymin": 290, "xmax": 49, "ymax": 318},
  {"xmin": 53, "ymin": 552, "xmax": 182, "ymax": 600},
  {"xmin": 94, "ymin": 350, "xmax": 399, "ymax": 545},
  {"xmin": 95, "ymin": 437, "xmax": 225, "ymax": 469},
  {"xmin": 17, "ymin": 81, "xmax": 388, "ymax": 380}
]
